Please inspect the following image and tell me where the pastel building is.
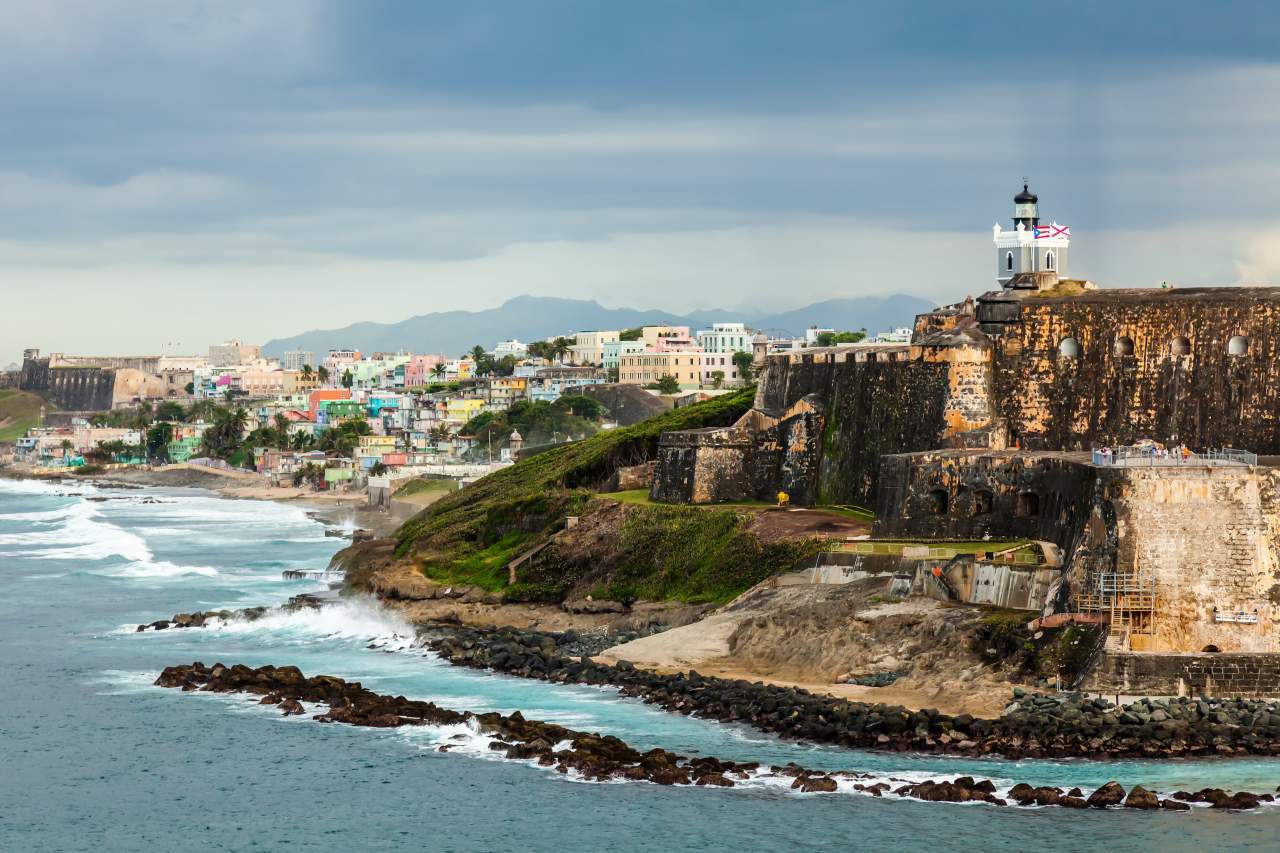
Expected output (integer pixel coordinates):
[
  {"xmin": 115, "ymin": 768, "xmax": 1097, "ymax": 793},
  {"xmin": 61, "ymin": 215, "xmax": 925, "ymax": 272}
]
[
  {"xmin": 405, "ymin": 355, "xmax": 448, "ymax": 386},
  {"xmin": 527, "ymin": 367, "xmax": 608, "ymax": 402},
  {"xmin": 696, "ymin": 322, "xmax": 751, "ymax": 354},
  {"xmin": 618, "ymin": 352, "xmax": 705, "ymax": 389},
  {"xmin": 602, "ymin": 339, "xmax": 647, "ymax": 371},
  {"xmin": 568, "ymin": 330, "xmax": 619, "ymax": 366}
]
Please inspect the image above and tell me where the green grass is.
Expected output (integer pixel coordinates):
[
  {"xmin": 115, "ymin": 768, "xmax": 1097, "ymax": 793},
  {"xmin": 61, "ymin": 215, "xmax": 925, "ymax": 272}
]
[
  {"xmin": 836, "ymin": 538, "xmax": 1030, "ymax": 556},
  {"xmin": 0, "ymin": 389, "xmax": 48, "ymax": 442},
  {"xmin": 603, "ymin": 488, "xmax": 771, "ymax": 509},
  {"xmin": 393, "ymin": 388, "xmax": 758, "ymax": 595},
  {"xmin": 394, "ymin": 478, "xmax": 455, "ymax": 498},
  {"xmin": 512, "ymin": 502, "xmax": 827, "ymax": 605},
  {"xmin": 421, "ymin": 531, "xmax": 532, "ymax": 591}
]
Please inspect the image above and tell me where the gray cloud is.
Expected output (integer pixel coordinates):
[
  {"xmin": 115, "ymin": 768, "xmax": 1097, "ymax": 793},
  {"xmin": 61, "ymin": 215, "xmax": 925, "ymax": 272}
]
[{"xmin": 2, "ymin": 2, "xmax": 1279, "ymax": 362}]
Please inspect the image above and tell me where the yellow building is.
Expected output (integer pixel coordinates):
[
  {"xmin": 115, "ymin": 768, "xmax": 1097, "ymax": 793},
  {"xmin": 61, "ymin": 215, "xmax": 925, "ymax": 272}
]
[
  {"xmin": 618, "ymin": 352, "xmax": 704, "ymax": 389},
  {"xmin": 445, "ymin": 397, "xmax": 486, "ymax": 424}
]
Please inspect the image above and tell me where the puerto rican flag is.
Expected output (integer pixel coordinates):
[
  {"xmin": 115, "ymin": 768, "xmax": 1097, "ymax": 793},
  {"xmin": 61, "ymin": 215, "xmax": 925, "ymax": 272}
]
[{"xmin": 1033, "ymin": 224, "xmax": 1070, "ymax": 239}]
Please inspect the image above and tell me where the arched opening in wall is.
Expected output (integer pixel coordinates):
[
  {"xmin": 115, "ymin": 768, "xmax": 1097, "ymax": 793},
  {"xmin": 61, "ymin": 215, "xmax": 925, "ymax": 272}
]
[
  {"xmin": 927, "ymin": 489, "xmax": 949, "ymax": 515},
  {"xmin": 1228, "ymin": 335, "xmax": 1249, "ymax": 356},
  {"xmin": 973, "ymin": 489, "xmax": 994, "ymax": 515},
  {"xmin": 1016, "ymin": 492, "xmax": 1040, "ymax": 518},
  {"xmin": 1005, "ymin": 252, "xmax": 1013, "ymax": 271},
  {"xmin": 1170, "ymin": 336, "xmax": 1191, "ymax": 356},
  {"xmin": 1058, "ymin": 337, "xmax": 1080, "ymax": 359},
  {"xmin": 1114, "ymin": 337, "xmax": 1134, "ymax": 356},
  {"xmin": 1045, "ymin": 251, "xmax": 1056, "ymax": 270}
]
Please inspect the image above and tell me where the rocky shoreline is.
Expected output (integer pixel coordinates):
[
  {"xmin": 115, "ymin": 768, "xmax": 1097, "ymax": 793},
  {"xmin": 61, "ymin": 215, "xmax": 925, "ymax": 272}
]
[
  {"xmin": 154, "ymin": 661, "xmax": 1276, "ymax": 811},
  {"xmin": 422, "ymin": 623, "xmax": 1280, "ymax": 761}
]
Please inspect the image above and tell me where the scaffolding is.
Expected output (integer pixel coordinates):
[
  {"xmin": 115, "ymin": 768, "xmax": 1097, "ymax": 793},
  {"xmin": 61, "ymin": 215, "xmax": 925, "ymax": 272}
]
[{"xmin": 1075, "ymin": 570, "xmax": 1158, "ymax": 651}]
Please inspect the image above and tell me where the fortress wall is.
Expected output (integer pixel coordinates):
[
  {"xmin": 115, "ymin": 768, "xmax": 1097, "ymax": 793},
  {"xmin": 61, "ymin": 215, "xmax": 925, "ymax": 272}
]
[
  {"xmin": 1110, "ymin": 467, "xmax": 1280, "ymax": 652},
  {"xmin": 992, "ymin": 292, "xmax": 1280, "ymax": 451},
  {"xmin": 48, "ymin": 354, "xmax": 161, "ymax": 373},
  {"xmin": 871, "ymin": 451, "xmax": 1099, "ymax": 553},
  {"xmin": 19, "ymin": 358, "xmax": 116, "ymax": 412}
]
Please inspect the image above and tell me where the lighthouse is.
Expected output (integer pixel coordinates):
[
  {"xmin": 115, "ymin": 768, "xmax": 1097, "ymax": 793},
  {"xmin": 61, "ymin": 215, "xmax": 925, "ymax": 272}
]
[{"xmin": 992, "ymin": 183, "xmax": 1070, "ymax": 288}]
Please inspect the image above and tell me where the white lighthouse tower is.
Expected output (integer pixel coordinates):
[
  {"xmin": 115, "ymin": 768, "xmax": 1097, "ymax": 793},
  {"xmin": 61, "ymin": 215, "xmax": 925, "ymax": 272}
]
[{"xmin": 992, "ymin": 183, "xmax": 1070, "ymax": 288}]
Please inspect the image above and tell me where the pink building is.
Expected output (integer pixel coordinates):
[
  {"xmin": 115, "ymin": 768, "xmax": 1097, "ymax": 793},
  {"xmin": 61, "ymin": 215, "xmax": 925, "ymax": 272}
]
[{"xmin": 405, "ymin": 355, "xmax": 448, "ymax": 386}]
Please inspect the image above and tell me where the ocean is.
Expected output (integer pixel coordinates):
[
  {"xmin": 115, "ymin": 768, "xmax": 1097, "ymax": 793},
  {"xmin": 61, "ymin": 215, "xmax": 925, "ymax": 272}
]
[{"xmin": 0, "ymin": 478, "xmax": 1276, "ymax": 852}]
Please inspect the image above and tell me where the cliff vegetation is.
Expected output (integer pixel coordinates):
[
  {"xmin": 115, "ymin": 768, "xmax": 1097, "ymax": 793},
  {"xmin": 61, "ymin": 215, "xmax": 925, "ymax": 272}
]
[{"xmin": 391, "ymin": 388, "xmax": 759, "ymax": 597}]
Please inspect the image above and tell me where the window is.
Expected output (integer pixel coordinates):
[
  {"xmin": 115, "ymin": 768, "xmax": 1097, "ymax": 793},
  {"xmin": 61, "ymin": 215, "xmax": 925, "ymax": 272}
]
[
  {"xmin": 973, "ymin": 489, "xmax": 994, "ymax": 515},
  {"xmin": 1058, "ymin": 337, "xmax": 1080, "ymax": 359},
  {"xmin": 1016, "ymin": 492, "xmax": 1040, "ymax": 518},
  {"xmin": 927, "ymin": 489, "xmax": 949, "ymax": 515},
  {"xmin": 1115, "ymin": 336, "xmax": 1134, "ymax": 356},
  {"xmin": 1228, "ymin": 335, "xmax": 1249, "ymax": 356},
  {"xmin": 1045, "ymin": 251, "xmax": 1056, "ymax": 270},
  {"xmin": 1170, "ymin": 336, "xmax": 1191, "ymax": 356},
  {"xmin": 1005, "ymin": 252, "xmax": 1013, "ymax": 271}
]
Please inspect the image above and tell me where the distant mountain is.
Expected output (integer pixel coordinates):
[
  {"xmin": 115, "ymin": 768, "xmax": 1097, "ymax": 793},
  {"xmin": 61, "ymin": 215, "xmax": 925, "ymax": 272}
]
[{"xmin": 262, "ymin": 294, "xmax": 935, "ymax": 358}]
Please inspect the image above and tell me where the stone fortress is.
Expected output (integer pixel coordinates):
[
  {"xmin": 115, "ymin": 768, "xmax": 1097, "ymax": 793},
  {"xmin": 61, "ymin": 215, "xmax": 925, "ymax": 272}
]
[{"xmin": 651, "ymin": 185, "xmax": 1280, "ymax": 692}]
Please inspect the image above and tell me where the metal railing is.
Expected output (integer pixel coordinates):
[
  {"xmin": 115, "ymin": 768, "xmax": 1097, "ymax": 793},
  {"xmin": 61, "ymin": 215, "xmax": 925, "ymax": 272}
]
[{"xmin": 1091, "ymin": 446, "xmax": 1257, "ymax": 467}]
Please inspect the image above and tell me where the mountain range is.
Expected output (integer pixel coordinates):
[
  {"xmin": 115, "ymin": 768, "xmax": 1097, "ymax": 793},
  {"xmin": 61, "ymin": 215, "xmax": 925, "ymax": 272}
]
[{"xmin": 262, "ymin": 294, "xmax": 934, "ymax": 358}]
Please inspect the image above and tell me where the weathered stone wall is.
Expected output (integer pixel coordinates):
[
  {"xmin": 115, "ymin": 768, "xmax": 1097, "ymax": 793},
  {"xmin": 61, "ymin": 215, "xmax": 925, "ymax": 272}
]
[
  {"xmin": 872, "ymin": 450, "xmax": 1099, "ymax": 552},
  {"xmin": 874, "ymin": 450, "xmax": 1280, "ymax": 653},
  {"xmin": 987, "ymin": 288, "xmax": 1280, "ymax": 451},
  {"xmin": 19, "ymin": 358, "xmax": 115, "ymax": 412},
  {"xmin": 1086, "ymin": 652, "xmax": 1280, "ymax": 699},
  {"xmin": 1109, "ymin": 467, "xmax": 1280, "ymax": 652},
  {"xmin": 649, "ymin": 427, "xmax": 754, "ymax": 504}
]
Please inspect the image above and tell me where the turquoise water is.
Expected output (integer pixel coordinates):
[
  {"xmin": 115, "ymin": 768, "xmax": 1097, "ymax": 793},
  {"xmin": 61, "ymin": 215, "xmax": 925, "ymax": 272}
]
[{"xmin": 0, "ymin": 479, "xmax": 1277, "ymax": 852}]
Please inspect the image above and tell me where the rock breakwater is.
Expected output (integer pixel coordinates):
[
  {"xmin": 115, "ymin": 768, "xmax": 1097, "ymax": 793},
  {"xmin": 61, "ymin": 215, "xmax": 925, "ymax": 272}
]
[
  {"xmin": 154, "ymin": 662, "xmax": 1274, "ymax": 811},
  {"xmin": 422, "ymin": 625, "xmax": 1280, "ymax": 761}
]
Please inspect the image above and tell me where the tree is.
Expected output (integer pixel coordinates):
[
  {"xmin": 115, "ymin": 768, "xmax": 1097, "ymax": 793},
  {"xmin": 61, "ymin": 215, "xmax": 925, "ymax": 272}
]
[
  {"xmin": 559, "ymin": 395, "xmax": 603, "ymax": 420},
  {"xmin": 815, "ymin": 330, "xmax": 867, "ymax": 347},
  {"xmin": 317, "ymin": 365, "xmax": 330, "ymax": 384},
  {"xmin": 341, "ymin": 369, "xmax": 354, "ymax": 389},
  {"xmin": 273, "ymin": 413, "xmax": 292, "ymax": 448},
  {"xmin": 647, "ymin": 375, "xmax": 681, "ymax": 394},
  {"xmin": 710, "ymin": 370, "xmax": 725, "ymax": 389},
  {"xmin": 145, "ymin": 422, "xmax": 174, "ymax": 462},
  {"xmin": 619, "ymin": 327, "xmax": 643, "ymax": 341},
  {"xmin": 470, "ymin": 345, "xmax": 487, "ymax": 364},
  {"xmin": 432, "ymin": 363, "xmax": 447, "ymax": 380},
  {"xmin": 732, "ymin": 351, "xmax": 754, "ymax": 382},
  {"xmin": 550, "ymin": 336, "xmax": 573, "ymax": 363},
  {"xmin": 301, "ymin": 364, "xmax": 313, "ymax": 378},
  {"xmin": 184, "ymin": 382, "xmax": 195, "ymax": 395},
  {"xmin": 369, "ymin": 461, "xmax": 388, "ymax": 476},
  {"xmin": 154, "ymin": 401, "xmax": 185, "ymax": 422}
]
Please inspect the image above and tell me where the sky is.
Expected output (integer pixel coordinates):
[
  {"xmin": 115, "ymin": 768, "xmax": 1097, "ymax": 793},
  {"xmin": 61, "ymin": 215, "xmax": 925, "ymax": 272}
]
[{"xmin": 4, "ymin": 1, "xmax": 1280, "ymax": 363}]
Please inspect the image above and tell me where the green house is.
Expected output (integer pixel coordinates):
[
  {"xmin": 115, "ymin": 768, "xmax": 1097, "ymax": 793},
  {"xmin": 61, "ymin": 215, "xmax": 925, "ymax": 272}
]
[{"xmin": 167, "ymin": 435, "xmax": 202, "ymax": 463}]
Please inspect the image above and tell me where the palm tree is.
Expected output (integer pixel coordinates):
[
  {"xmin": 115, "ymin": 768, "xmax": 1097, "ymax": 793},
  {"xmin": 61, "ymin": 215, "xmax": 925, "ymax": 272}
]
[
  {"xmin": 317, "ymin": 365, "xmax": 330, "ymax": 384},
  {"xmin": 431, "ymin": 363, "xmax": 447, "ymax": 380},
  {"xmin": 273, "ymin": 413, "xmax": 291, "ymax": 448},
  {"xmin": 301, "ymin": 364, "xmax": 313, "ymax": 379},
  {"xmin": 470, "ymin": 345, "xmax": 487, "ymax": 363}
]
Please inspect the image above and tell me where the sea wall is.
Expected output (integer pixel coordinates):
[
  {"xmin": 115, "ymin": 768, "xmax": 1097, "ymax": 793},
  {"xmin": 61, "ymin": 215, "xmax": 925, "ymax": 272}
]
[
  {"xmin": 985, "ymin": 288, "xmax": 1280, "ymax": 451},
  {"xmin": 1087, "ymin": 652, "xmax": 1280, "ymax": 699}
]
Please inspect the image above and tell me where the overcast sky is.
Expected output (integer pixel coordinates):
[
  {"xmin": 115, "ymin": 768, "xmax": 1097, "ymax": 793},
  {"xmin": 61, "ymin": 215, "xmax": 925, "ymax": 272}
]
[{"xmin": 5, "ymin": 1, "xmax": 1280, "ymax": 363}]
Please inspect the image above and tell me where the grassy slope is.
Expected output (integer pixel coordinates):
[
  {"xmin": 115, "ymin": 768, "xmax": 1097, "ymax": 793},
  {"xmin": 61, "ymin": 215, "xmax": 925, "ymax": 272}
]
[
  {"xmin": 512, "ymin": 499, "xmax": 826, "ymax": 605},
  {"xmin": 393, "ymin": 388, "xmax": 757, "ymax": 593},
  {"xmin": 0, "ymin": 390, "xmax": 48, "ymax": 442}
]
